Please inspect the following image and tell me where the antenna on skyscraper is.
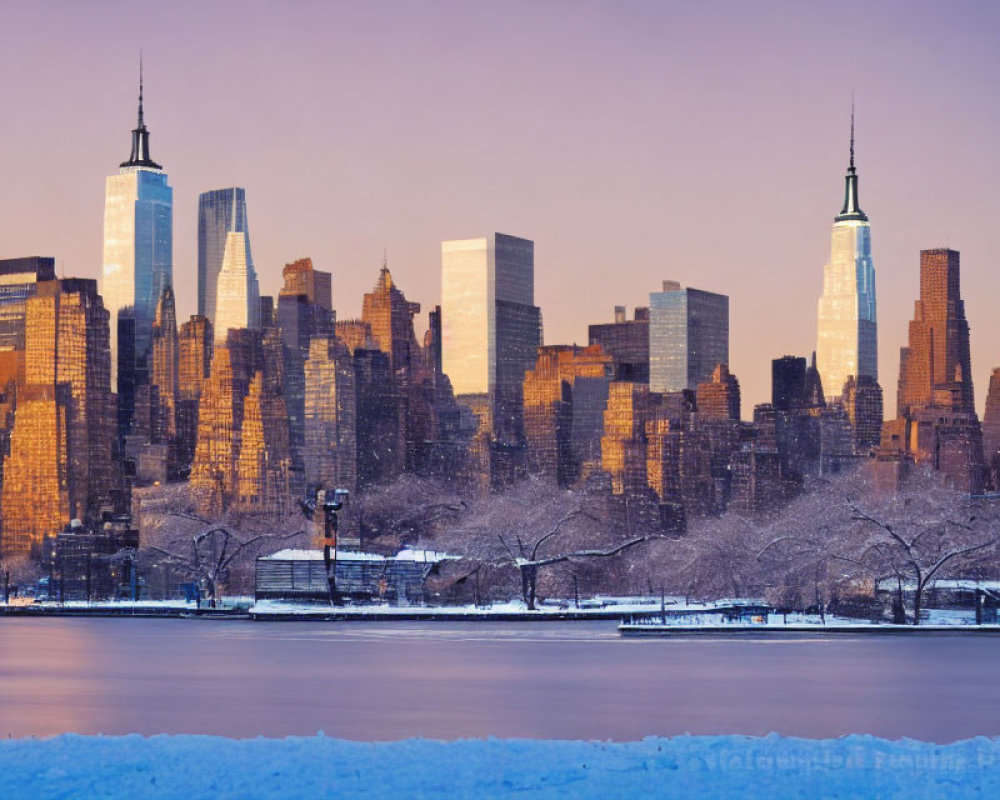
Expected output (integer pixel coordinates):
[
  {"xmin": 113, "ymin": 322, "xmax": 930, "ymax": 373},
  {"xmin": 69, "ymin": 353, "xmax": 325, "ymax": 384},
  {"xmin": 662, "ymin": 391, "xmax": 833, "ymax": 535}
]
[
  {"xmin": 850, "ymin": 92, "xmax": 855, "ymax": 170},
  {"xmin": 138, "ymin": 50, "xmax": 145, "ymax": 129}
]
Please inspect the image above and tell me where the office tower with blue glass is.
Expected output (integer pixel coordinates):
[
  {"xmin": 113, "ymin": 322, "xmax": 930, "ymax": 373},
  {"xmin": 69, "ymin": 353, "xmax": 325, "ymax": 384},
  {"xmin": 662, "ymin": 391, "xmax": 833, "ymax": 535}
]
[
  {"xmin": 198, "ymin": 187, "xmax": 257, "ymax": 327},
  {"xmin": 101, "ymin": 63, "xmax": 173, "ymax": 394},
  {"xmin": 649, "ymin": 281, "xmax": 729, "ymax": 394}
]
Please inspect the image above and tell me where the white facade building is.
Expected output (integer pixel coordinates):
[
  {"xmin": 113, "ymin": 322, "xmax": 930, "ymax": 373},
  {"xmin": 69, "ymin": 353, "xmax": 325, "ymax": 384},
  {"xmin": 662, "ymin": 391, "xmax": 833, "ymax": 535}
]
[
  {"xmin": 816, "ymin": 116, "xmax": 877, "ymax": 402},
  {"xmin": 213, "ymin": 230, "xmax": 260, "ymax": 342}
]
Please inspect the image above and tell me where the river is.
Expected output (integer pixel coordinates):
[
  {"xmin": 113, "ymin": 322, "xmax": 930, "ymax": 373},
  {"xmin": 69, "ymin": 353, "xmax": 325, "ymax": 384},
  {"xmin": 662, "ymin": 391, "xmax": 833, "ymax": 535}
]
[{"xmin": 1, "ymin": 618, "xmax": 998, "ymax": 742}]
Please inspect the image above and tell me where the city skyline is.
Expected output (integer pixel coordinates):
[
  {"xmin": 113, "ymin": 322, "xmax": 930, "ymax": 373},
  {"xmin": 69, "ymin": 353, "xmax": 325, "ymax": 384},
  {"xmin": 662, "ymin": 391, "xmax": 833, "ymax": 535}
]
[{"xmin": 2, "ymin": 1, "xmax": 1000, "ymax": 413}]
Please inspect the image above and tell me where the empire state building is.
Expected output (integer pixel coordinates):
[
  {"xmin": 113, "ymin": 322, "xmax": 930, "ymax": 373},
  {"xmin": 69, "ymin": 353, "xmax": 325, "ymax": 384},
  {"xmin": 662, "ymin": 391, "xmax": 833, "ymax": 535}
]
[{"xmin": 816, "ymin": 111, "xmax": 878, "ymax": 401}]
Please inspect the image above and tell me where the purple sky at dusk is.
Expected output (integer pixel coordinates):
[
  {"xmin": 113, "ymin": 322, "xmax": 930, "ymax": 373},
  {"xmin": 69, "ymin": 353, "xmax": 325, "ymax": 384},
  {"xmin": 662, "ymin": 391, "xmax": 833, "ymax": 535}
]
[{"xmin": 2, "ymin": 0, "xmax": 999, "ymax": 414}]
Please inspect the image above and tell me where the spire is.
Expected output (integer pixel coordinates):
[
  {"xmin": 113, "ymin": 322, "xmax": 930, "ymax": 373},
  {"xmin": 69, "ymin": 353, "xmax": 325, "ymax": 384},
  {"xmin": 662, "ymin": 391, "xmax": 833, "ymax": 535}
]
[
  {"xmin": 138, "ymin": 51, "xmax": 145, "ymax": 129},
  {"xmin": 120, "ymin": 53, "xmax": 162, "ymax": 170},
  {"xmin": 849, "ymin": 95, "xmax": 855, "ymax": 170},
  {"xmin": 835, "ymin": 98, "xmax": 866, "ymax": 223}
]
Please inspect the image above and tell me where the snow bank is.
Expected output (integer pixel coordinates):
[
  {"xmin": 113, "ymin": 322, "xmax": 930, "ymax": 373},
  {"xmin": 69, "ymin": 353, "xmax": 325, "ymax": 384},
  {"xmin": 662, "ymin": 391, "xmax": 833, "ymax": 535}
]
[{"xmin": 2, "ymin": 734, "xmax": 998, "ymax": 799}]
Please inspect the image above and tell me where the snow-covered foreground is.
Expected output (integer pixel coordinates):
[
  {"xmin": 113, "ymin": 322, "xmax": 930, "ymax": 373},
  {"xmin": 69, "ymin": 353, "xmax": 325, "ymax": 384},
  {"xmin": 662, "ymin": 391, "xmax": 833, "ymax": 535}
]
[{"xmin": 2, "ymin": 734, "xmax": 998, "ymax": 799}]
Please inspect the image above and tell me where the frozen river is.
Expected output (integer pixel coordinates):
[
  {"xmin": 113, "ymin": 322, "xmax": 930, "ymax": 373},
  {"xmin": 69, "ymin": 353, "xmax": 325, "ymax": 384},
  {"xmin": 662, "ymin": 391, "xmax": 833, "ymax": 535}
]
[{"xmin": 2, "ymin": 618, "xmax": 999, "ymax": 742}]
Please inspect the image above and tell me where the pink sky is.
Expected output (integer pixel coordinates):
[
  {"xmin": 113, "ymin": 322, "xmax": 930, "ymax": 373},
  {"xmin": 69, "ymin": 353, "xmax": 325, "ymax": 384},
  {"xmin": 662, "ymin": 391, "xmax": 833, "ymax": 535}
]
[{"xmin": 2, "ymin": 0, "xmax": 999, "ymax": 414}]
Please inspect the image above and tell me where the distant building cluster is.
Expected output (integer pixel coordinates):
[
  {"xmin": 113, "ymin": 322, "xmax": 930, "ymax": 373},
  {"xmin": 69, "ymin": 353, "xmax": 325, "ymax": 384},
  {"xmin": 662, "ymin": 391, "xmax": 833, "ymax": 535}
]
[{"xmin": 0, "ymin": 78, "xmax": 996, "ymax": 561}]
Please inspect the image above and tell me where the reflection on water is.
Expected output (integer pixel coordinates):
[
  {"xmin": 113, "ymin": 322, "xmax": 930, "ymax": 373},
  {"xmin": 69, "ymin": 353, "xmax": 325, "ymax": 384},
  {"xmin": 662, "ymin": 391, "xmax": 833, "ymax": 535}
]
[{"xmin": 1, "ymin": 618, "xmax": 999, "ymax": 742}]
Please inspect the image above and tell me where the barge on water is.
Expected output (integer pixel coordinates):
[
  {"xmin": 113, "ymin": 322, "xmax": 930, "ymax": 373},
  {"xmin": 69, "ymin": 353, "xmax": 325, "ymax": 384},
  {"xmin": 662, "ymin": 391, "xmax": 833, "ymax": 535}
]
[{"xmin": 619, "ymin": 604, "xmax": 1000, "ymax": 636}]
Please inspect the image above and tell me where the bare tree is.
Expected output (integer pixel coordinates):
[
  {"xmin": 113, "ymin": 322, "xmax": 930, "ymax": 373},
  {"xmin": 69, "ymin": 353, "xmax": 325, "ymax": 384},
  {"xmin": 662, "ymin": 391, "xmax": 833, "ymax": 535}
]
[
  {"xmin": 430, "ymin": 477, "xmax": 667, "ymax": 609},
  {"xmin": 744, "ymin": 466, "xmax": 1000, "ymax": 623},
  {"xmin": 350, "ymin": 475, "xmax": 468, "ymax": 552},
  {"xmin": 1, "ymin": 553, "xmax": 41, "ymax": 602},
  {"xmin": 137, "ymin": 484, "xmax": 309, "ymax": 604},
  {"xmin": 845, "ymin": 471, "xmax": 1000, "ymax": 624}
]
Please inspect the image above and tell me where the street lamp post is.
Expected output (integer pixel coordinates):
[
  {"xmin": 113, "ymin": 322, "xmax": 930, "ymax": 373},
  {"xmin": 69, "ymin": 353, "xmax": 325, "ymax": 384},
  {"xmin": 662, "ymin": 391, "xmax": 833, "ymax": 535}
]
[{"xmin": 320, "ymin": 488, "xmax": 349, "ymax": 606}]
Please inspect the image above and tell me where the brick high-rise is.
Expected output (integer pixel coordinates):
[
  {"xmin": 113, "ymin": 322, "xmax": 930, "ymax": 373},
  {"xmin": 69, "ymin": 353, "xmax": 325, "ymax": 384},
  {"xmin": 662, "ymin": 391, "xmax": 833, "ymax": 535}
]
[
  {"xmin": 883, "ymin": 248, "xmax": 983, "ymax": 493},
  {"xmin": 897, "ymin": 249, "xmax": 974, "ymax": 417}
]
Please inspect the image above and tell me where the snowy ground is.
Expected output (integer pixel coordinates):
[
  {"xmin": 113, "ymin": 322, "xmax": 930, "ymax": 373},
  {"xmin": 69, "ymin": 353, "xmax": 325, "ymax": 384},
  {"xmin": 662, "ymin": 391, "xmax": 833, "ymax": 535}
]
[
  {"xmin": 247, "ymin": 596, "xmax": 763, "ymax": 618},
  {"xmin": 2, "ymin": 734, "xmax": 998, "ymax": 799}
]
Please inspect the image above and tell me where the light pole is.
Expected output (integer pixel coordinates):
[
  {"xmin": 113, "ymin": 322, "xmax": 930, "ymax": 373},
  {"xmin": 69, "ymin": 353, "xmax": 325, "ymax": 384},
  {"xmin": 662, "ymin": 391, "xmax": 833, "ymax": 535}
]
[{"xmin": 320, "ymin": 488, "xmax": 349, "ymax": 606}]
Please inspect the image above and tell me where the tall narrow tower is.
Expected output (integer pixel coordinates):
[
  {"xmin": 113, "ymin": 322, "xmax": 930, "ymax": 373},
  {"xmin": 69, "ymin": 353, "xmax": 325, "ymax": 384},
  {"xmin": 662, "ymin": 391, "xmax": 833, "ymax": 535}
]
[
  {"xmin": 101, "ymin": 58, "xmax": 173, "ymax": 396},
  {"xmin": 816, "ymin": 107, "xmax": 877, "ymax": 401}
]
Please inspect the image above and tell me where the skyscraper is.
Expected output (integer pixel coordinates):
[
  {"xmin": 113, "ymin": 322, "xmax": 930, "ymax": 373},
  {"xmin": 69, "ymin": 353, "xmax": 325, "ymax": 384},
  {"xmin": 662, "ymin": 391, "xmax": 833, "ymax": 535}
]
[
  {"xmin": 897, "ymin": 249, "xmax": 975, "ymax": 416},
  {"xmin": 362, "ymin": 262, "xmax": 421, "ymax": 374},
  {"xmin": 101, "ymin": 63, "xmax": 173, "ymax": 391},
  {"xmin": 816, "ymin": 109, "xmax": 878, "ymax": 401},
  {"xmin": 441, "ymin": 233, "xmax": 542, "ymax": 443},
  {"xmin": 151, "ymin": 284, "xmax": 178, "ymax": 439},
  {"xmin": 882, "ymin": 248, "xmax": 984, "ymax": 493},
  {"xmin": 0, "ymin": 257, "xmax": 56, "ymax": 350},
  {"xmin": 588, "ymin": 306, "xmax": 650, "ymax": 383},
  {"xmin": 648, "ymin": 281, "xmax": 728, "ymax": 394},
  {"xmin": 176, "ymin": 315, "xmax": 213, "ymax": 475},
  {"xmin": 197, "ymin": 188, "xmax": 256, "ymax": 325},
  {"xmin": 522, "ymin": 344, "xmax": 613, "ymax": 486},
  {"xmin": 213, "ymin": 230, "xmax": 260, "ymax": 341},
  {"xmin": 277, "ymin": 258, "xmax": 335, "ymax": 485},
  {"xmin": 2, "ymin": 279, "xmax": 116, "ymax": 553},
  {"xmin": 771, "ymin": 356, "xmax": 808, "ymax": 411}
]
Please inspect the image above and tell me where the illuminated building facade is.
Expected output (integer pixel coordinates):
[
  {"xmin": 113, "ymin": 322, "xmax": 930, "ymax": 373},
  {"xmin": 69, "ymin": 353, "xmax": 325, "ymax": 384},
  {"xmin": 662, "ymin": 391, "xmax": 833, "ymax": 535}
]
[
  {"xmin": 441, "ymin": 233, "xmax": 541, "ymax": 444},
  {"xmin": 213, "ymin": 230, "xmax": 260, "ymax": 342},
  {"xmin": 198, "ymin": 187, "xmax": 254, "ymax": 325},
  {"xmin": 523, "ymin": 344, "xmax": 613, "ymax": 486},
  {"xmin": 816, "ymin": 113, "xmax": 878, "ymax": 402},
  {"xmin": 0, "ymin": 257, "xmax": 56, "ymax": 350},
  {"xmin": 101, "ymin": 67, "xmax": 172, "ymax": 391},
  {"xmin": 1, "ymin": 279, "xmax": 115, "ymax": 553},
  {"xmin": 303, "ymin": 336, "xmax": 357, "ymax": 493}
]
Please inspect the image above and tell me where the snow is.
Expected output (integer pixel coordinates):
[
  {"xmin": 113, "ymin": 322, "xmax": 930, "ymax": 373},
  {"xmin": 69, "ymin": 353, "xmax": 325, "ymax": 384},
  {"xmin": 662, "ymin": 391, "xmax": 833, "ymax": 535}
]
[
  {"xmin": 261, "ymin": 547, "xmax": 458, "ymax": 563},
  {"xmin": 248, "ymin": 598, "xmax": 679, "ymax": 618},
  {"xmin": 876, "ymin": 578, "xmax": 1000, "ymax": 592},
  {"xmin": 262, "ymin": 548, "xmax": 387, "ymax": 562},
  {"xmin": 1, "ymin": 734, "xmax": 998, "ymax": 799}
]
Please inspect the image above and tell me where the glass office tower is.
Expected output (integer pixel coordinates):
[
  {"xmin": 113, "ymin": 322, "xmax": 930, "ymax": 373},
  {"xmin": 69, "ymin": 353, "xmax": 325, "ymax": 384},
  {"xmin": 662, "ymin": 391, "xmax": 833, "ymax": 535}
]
[
  {"xmin": 441, "ymin": 233, "xmax": 541, "ymax": 438},
  {"xmin": 101, "ymin": 69, "xmax": 172, "ymax": 390},
  {"xmin": 198, "ymin": 187, "xmax": 254, "ymax": 325},
  {"xmin": 648, "ymin": 281, "xmax": 729, "ymax": 393},
  {"xmin": 213, "ymin": 231, "xmax": 260, "ymax": 341},
  {"xmin": 816, "ymin": 114, "xmax": 877, "ymax": 401}
]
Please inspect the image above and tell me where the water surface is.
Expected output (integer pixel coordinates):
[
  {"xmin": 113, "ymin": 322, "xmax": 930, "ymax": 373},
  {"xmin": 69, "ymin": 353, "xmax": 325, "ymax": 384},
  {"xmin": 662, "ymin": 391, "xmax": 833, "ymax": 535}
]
[{"xmin": 1, "ymin": 618, "xmax": 997, "ymax": 742}]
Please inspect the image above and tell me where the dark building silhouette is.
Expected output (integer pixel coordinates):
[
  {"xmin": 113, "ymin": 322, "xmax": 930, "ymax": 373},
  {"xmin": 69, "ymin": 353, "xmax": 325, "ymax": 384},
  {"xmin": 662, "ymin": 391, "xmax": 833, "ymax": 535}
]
[
  {"xmin": 588, "ymin": 306, "xmax": 650, "ymax": 383},
  {"xmin": 772, "ymin": 356, "xmax": 807, "ymax": 411}
]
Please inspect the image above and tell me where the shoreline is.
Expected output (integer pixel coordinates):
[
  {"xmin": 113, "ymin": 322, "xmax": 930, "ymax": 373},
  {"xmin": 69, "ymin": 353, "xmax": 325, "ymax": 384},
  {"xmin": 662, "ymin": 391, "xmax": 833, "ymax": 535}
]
[{"xmin": 3, "ymin": 602, "xmax": 998, "ymax": 630}]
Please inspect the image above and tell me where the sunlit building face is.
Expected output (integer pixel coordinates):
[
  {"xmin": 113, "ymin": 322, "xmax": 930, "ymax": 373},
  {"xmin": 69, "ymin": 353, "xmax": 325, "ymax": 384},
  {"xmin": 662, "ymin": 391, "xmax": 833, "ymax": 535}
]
[
  {"xmin": 101, "ymin": 75, "xmax": 172, "ymax": 390},
  {"xmin": 441, "ymin": 233, "xmax": 536, "ymax": 397},
  {"xmin": 816, "ymin": 123, "xmax": 878, "ymax": 401}
]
